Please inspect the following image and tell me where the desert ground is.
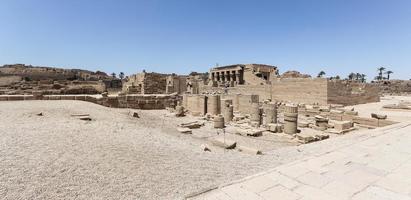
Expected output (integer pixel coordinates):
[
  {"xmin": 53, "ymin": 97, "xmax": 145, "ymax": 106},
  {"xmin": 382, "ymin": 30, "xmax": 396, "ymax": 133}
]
[{"xmin": 1, "ymin": 96, "xmax": 410, "ymax": 199}]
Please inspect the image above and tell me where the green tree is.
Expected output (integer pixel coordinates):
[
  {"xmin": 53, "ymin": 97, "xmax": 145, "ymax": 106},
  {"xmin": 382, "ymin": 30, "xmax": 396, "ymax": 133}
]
[
  {"xmin": 317, "ymin": 71, "xmax": 326, "ymax": 78},
  {"xmin": 385, "ymin": 70, "xmax": 393, "ymax": 80},
  {"xmin": 119, "ymin": 72, "xmax": 125, "ymax": 80},
  {"xmin": 377, "ymin": 67, "xmax": 386, "ymax": 80}
]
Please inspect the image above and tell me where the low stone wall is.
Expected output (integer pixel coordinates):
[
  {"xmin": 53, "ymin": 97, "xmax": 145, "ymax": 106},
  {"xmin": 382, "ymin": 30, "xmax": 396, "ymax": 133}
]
[
  {"xmin": 373, "ymin": 80, "xmax": 411, "ymax": 95},
  {"xmin": 0, "ymin": 94, "xmax": 180, "ymax": 110},
  {"xmin": 327, "ymin": 81, "xmax": 380, "ymax": 106},
  {"xmin": 201, "ymin": 78, "xmax": 379, "ymax": 106},
  {"xmin": 182, "ymin": 94, "xmax": 207, "ymax": 116}
]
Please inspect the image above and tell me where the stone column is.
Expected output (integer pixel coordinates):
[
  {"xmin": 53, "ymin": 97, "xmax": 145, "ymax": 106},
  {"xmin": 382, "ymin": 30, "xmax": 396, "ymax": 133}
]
[
  {"xmin": 263, "ymin": 101, "xmax": 277, "ymax": 125},
  {"xmin": 224, "ymin": 105, "xmax": 234, "ymax": 122},
  {"xmin": 207, "ymin": 95, "xmax": 221, "ymax": 116},
  {"xmin": 214, "ymin": 115, "xmax": 225, "ymax": 129},
  {"xmin": 225, "ymin": 71, "xmax": 230, "ymax": 82},
  {"xmin": 222, "ymin": 99, "xmax": 233, "ymax": 122},
  {"xmin": 235, "ymin": 71, "xmax": 241, "ymax": 85},
  {"xmin": 219, "ymin": 72, "xmax": 224, "ymax": 83},
  {"xmin": 250, "ymin": 103, "xmax": 262, "ymax": 127},
  {"xmin": 284, "ymin": 104, "xmax": 298, "ymax": 134}
]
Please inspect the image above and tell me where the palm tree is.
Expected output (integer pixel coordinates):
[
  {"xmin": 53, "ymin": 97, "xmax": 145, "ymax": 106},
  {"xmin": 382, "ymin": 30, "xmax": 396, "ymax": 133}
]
[
  {"xmin": 111, "ymin": 72, "xmax": 116, "ymax": 79},
  {"xmin": 119, "ymin": 72, "xmax": 125, "ymax": 80},
  {"xmin": 348, "ymin": 72, "xmax": 355, "ymax": 80},
  {"xmin": 360, "ymin": 74, "xmax": 366, "ymax": 83},
  {"xmin": 377, "ymin": 67, "xmax": 386, "ymax": 80},
  {"xmin": 385, "ymin": 70, "xmax": 393, "ymax": 80},
  {"xmin": 317, "ymin": 71, "xmax": 326, "ymax": 78}
]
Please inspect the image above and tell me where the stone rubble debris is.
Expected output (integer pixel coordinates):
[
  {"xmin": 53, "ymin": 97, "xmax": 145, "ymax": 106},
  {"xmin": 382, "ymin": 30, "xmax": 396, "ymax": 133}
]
[{"xmin": 237, "ymin": 145, "xmax": 262, "ymax": 155}]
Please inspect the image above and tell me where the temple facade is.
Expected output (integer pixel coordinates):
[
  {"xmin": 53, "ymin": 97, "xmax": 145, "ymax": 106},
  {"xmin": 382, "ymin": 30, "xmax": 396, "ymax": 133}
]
[{"xmin": 209, "ymin": 64, "xmax": 279, "ymax": 86}]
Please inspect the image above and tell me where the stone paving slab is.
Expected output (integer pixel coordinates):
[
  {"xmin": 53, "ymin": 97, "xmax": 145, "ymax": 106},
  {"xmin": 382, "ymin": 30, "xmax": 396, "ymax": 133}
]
[{"xmin": 187, "ymin": 123, "xmax": 411, "ymax": 200}]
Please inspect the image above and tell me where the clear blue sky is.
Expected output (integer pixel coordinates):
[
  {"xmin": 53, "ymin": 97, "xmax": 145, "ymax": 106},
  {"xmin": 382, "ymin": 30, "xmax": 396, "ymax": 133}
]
[{"xmin": 1, "ymin": 0, "xmax": 410, "ymax": 80}]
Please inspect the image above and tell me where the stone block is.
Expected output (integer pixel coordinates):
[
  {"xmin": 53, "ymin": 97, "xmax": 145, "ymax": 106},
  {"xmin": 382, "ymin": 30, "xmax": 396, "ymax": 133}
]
[
  {"xmin": 177, "ymin": 127, "xmax": 192, "ymax": 134},
  {"xmin": 211, "ymin": 138, "xmax": 236, "ymax": 149},
  {"xmin": 334, "ymin": 121, "xmax": 353, "ymax": 131}
]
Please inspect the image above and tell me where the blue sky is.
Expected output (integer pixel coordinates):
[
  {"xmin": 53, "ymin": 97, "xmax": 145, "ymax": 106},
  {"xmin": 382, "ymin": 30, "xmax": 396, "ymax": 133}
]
[{"xmin": 0, "ymin": 0, "xmax": 410, "ymax": 80}]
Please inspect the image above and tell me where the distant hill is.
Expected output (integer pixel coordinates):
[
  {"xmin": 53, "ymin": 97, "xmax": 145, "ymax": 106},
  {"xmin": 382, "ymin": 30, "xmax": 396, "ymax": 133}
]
[{"xmin": 0, "ymin": 64, "xmax": 109, "ymax": 81}]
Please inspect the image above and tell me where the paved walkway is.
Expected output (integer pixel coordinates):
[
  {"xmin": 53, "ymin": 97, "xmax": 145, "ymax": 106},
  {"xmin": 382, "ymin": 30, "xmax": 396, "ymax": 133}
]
[{"xmin": 188, "ymin": 122, "xmax": 411, "ymax": 200}]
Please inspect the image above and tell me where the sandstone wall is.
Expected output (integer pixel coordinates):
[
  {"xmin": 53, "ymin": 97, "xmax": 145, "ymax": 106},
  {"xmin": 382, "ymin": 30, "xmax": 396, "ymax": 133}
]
[
  {"xmin": 374, "ymin": 80, "xmax": 411, "ymax": 94},
  {"xmin": 182, "ymin": 94, "xmax": 207, "ymax": 116},
  {"xmin": 123, "ymin": 72, "xmax": 168, "ymax": 94},
  {"xmin": 0, "ymin": 94, "xmax": 180, "ymax": 110},
  {"xmin": 0, "ymin": 76, "xmax": 22, "ymax": 86},
  {"xmin": 201, "ymin": 78, "xmax": 328, "ymax": 104},
  {"xmin": 200, "ymin": 78, "xmax": 379, "ymax": 106},
  {"xmin": 327, "ymin": 81, "xmax": 380, "ymax": 105}
]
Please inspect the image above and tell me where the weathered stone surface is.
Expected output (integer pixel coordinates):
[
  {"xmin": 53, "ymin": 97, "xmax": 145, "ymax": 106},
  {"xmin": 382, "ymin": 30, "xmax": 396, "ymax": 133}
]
[
  {"xmin": 298, "ymin": 121, "xmax": 309, "ymax": 128},
  {"xmin": 371, "ymin": 113, "xmax": 387, "ymax": 120},
  {"xmin": 79, "ymin": 116, "xmax": 92, "ymax": 121},
  {"xmin": 200, "ymin": 144, "xmax": 211, "ymax": 152},
  {"xmin": 284, "ymin": 104, "xmax": 298, "ymax": 134},
  {"xmin": 333, "ymin": 121, "xmax": 353, "ymax": 131},
  {"xmin": 177, "ymin": 127, "xmax": 192, "ymax": 134},
  {"xmin": 213, "ymin": 115, "xmax": 225, "ymax": 129},
  {"xmin": 179, "ymin": 121, "xmax": 205, "ymax": 129},
  {"xmin": 236, "ymin": 128, "xmax": 263, "ymax": 137},
  {"xmin": 211, "ymin": 138, "xmax": 236, "ymax": 149},
  {"xmin": 344, "ymin": 110, "xmax": 358, "ymax": 116},
  {"xmin": 175, "ymin": 105, "xmax": 185, "ymax": 117}
]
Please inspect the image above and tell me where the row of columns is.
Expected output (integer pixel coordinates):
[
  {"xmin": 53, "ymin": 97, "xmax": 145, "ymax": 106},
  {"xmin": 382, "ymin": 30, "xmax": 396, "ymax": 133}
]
[{"xmin": 210, "ymin": 70, "xmax": 242, "ymax": 85}]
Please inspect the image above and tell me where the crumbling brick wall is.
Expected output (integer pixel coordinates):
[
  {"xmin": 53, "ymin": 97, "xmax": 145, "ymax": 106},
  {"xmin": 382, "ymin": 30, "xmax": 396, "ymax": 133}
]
[{"xmin": 123, "ymin": 72, "xmax": 167, "ymax": 94}]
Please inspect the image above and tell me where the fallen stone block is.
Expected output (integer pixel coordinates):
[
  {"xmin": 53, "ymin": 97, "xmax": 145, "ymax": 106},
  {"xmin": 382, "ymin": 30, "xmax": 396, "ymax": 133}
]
[
  {"xmin": 383, "ymin": 104, "xmax": 411, "ymax": 110},
  {"xmin": 327, "ymin": 127, "xmax": 356, "ymax": 135},
  {"xmin": 237, "ymin": 145, "xmax": 262, "ymax": 155},
  {"xmin": 211, "ymin": 138, "xmax": 236, "ymax": 149},
  {"xmin": 246, "ymin": 129, "xmax": 263, "ymax": 137},
  {"xmin": 319, "ymin": 105, "xmax": 331, "ymax": 112},
  {"xmin": 333, "ymin": 121, "xmax": 353, "ymax": 131},
  {"xmin": 200, "ymin": 144, "xmax": 211, "ymax": 152},
  {"xmin": 36, "ymin": 112, "xmax": 43, "ymax": 116},
  {"xmin": 179, "ymin": 121, "xmax": 205, "ymax": 129},
  {"xmin": 131, "ymin": 112, "xmax": 140, "ymax": 118},
  {"xmin": 267, "ymin": 123, "xmax": 283, "ymax": 133},
  {"xmin": 177, "ymin": 127, "xmax": 192, "ymax": 134},
  {"xmin": 371, "ymin": 113, "xmax": 387, "ymax": 120},
  {"xmin": 297, "ymin": 130, "xmax": 329, "ymax": 144},
  {"xmin": 344, "ymin": 110, "xmax": 358, "ymax": 116},
  {"xmin": 79, "ymin": 116, "xmax": 92, "ymax": 121},
  {"xmin": 175, "ymin": 105, "xmax": 185, "ymax": 117},
  {"xmin": 297, "ymin": 133, "xmax": 317, "ymax": 144},
  {"xmin": 71, "ymin": 114, "xmax": 90, "ymax": 117},
  {"xmin": 298, "ymin": 121, "xmax": 309, "ymax": 128}
]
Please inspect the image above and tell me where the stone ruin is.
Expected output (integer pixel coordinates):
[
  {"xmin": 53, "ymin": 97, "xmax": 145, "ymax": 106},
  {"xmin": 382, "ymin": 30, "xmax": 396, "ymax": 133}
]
[
  {"xmin": 0, "ymin": 63, "xmax": 399, "ymax": 155},
  {"xmin": 0, "ymin": 64, "xmax": 121, "ymax": 95},
  {"xmin": 175, "ymin": 92, "xmax": 397, "ymax": 149}
]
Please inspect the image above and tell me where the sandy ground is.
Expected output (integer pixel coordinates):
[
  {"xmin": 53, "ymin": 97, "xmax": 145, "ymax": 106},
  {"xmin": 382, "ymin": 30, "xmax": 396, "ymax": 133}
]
[
  {"xmin": 349, "ymin": 95, "xmax": 411, "ymax": 122},
  {"xmin": 0, "ymin": 100, "xmax": 296, "ymax": 200},
  {"xmin": 1, "ymin": 96, "xmax": 409, "ymax": 199}
]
